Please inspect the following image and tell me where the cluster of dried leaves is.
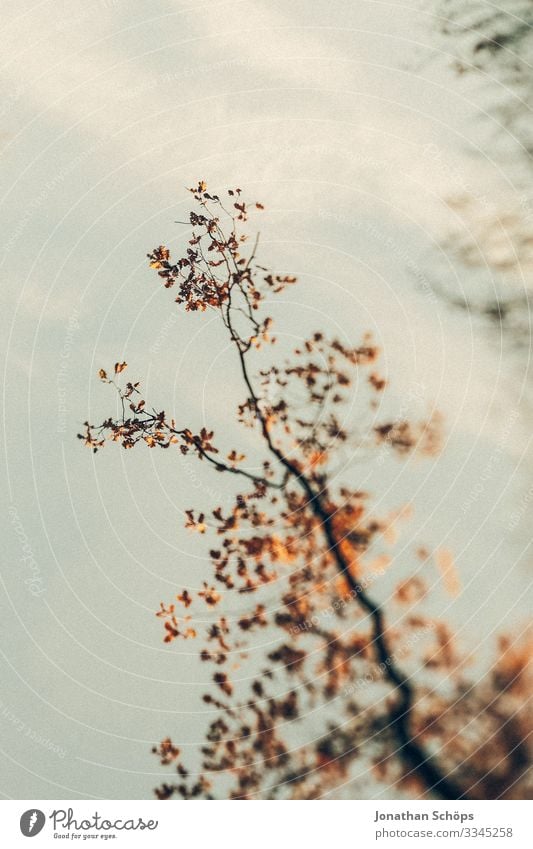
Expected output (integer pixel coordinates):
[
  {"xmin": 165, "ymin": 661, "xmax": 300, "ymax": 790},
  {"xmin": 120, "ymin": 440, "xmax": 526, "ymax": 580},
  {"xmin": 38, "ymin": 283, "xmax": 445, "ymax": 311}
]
[{"xmin": 81, "ymin": 183, "xmax": 531, "ymax": 800}]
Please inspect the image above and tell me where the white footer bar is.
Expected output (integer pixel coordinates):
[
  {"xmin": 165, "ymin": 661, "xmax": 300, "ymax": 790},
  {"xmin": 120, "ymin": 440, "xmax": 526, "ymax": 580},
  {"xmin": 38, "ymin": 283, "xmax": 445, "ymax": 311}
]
[{"xmin": 1, "ymin": 799, "xmax": 530, "ymax": 848}]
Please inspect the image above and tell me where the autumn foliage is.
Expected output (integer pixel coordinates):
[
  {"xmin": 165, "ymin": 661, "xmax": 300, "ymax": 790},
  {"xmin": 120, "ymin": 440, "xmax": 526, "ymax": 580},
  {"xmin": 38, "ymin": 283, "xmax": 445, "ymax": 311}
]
[{"xmin": 80, "ymin": 183, "xmax": 532, "ymax": 800}]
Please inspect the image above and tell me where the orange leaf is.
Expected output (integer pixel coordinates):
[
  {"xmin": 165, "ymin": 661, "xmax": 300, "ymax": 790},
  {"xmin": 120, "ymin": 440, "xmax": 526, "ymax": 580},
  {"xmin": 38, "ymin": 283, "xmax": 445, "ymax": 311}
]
[{"xmin": 435, "ymin": 549, "xmax": 461, "ymax": 597}]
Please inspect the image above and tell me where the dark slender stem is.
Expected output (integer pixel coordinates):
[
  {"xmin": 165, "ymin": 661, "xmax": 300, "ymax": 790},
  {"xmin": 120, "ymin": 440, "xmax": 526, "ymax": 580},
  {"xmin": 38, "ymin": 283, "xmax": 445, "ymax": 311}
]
[{"xmin": 224, "ymin": 302, "xmax": 464, "ymax": 800}]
